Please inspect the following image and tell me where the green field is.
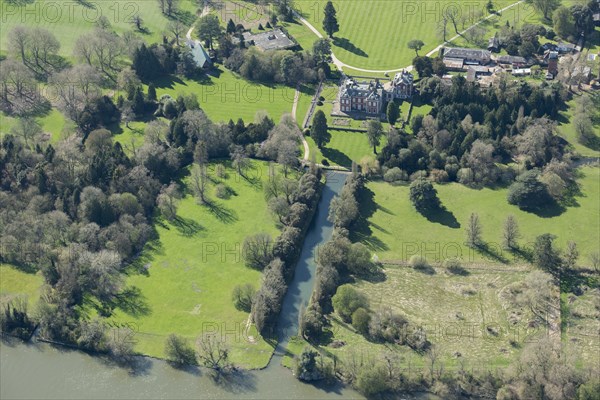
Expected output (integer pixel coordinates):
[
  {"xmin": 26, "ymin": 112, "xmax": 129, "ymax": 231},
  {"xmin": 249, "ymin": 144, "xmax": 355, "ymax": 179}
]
[
  {"xmin": 0, "ymin": 0, "xmax": 198, "ymax": 58},
  {"xmin": 307, "ymin": 129, "xmax": 383, "ymax": 168},
  {"xmin": 108, "ymin": 160, "xmax": 282, "ymax": 368},
  {"xmin": 558, "ymin": 100, "xmax": 600, "ymax": 158},
  {"xmin": 354, "ymin": 166, "xmax": 600, "ymax": 265},
  {"xmin": 1, "ymin": 109, "xmax": 69, "ymax": 143},
  {"xmin": 297, "ymin": 0, "xmax": 519, "ymax": 70},
  {"xmin": 0, "ymin": 264, "xmax": 44, "ymax": 308},
  {"xmin": 151, "ymin": 69, "xmax": 297, "ymax": 124}
]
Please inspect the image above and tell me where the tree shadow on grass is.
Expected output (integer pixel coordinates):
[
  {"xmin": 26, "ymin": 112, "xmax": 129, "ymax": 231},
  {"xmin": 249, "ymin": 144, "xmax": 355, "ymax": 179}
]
[
  {"xmin": 152, "ymin": 74, "xmax": 187, "ymax": 89},
  {"xmin": 523, "ymin": 202, "xmax": 566, "ymax": 218},
  {"xmin": 204, "ymin": 200, "xmax": 238, "ymax": 224},
  {"xmin": 172, "ymin": 216, "xmax": 205, "ymax": 237},
  {"xmin": 419, "ymin": 206, "xmax": 460, "ymax": 228},
  {"xmin": 477, "ymin": 242, "xmax": 509, "ymax": 264},
  {"xmin": 332, "ymin": 37, "xmax": 368, "ymax": 58},
  {"xmin": 322, "ymin": 147, "xmax": 352, "ymax": 169},
  {"xmin": 350, "ymin": 185, "xmax": 389, "ymax": 252},
  {"xmin": 114, "ymin": 286, "xmax": 151, "ymax": 317}
]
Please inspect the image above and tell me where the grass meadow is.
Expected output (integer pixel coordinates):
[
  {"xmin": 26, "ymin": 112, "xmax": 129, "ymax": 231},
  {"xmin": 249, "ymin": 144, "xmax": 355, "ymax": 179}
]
[
  {"xmin": 150, "ymin": 69, "xmax": 297, "ymax": 124},
  {"xmin": 353, "ymin": 166, "xmax": 600, "ymax": 265},
  {"xmin": 0, "ymin": 264, "xmax": 44, "ymax": 308},
  {"xmin": 107, "ymin": 160, "xmax": 283, "ymax": 368},
  {"xmin": 0, "ymin": 0, "xmax": 198, "ymax": 58}
]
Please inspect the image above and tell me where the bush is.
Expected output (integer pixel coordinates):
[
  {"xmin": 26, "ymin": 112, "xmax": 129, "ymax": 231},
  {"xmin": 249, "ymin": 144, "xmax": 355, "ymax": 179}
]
[
  {"xmin": 351, "ymin": 307, "xmax": 371, "ymax": 335},
  {"xmin": 383, "ymin": 167, "xmax": 408, "ymax": 183},
  {"xmin": 322, "ymin": 159, "xmax": 329, "ymax": 166},
  {"xmin": 444, "ymin": 258, "xmax": 467, "ymax": 275},
  {"xmin": 164, "ymin": 334, "xmax": 197, "ymax": 366},
  {"xmin": 215, "ymin": 183, "xmax": 228, "ymax": 199},
  {"xmin": 318, "ymin": 96, "xmax": 325, "ymax": 101},
  {"xmin": 316, "ymin": 101, "xmax": 324, "ymax": 106},
  {"xmin": 355, "ymin": 364, "xmax": 391, "ymax": 397},
  {"xmin": 332, "ymin": 285, "xmax": 368, "ymax": 322},
  {"xmin": 409, "ymin": 255, "xmax": 429, "ymax": 270}
]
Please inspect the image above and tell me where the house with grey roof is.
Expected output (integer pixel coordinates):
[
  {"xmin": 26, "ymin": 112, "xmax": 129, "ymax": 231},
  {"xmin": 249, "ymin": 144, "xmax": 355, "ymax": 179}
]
[
  {"xmin": 442, "ymin": 47, "xmax": 492, "ymax": 65},
  {"xmin": 186, "ymin": 39, "xmax": 212, "ymax": 68},
  {"xmin": 496, "ymin": 55, "xmax": 530, "ymax": 67}
]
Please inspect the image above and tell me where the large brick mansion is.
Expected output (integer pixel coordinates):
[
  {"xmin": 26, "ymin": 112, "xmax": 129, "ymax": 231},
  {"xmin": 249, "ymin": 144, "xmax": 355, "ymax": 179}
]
[{"xmin": 339, "ymin": 70, "xmax": 414, "ymax": 116}]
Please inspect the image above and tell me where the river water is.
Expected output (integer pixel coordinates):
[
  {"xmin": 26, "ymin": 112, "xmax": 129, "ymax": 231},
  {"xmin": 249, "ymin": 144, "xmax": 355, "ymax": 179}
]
[{"xmin": 0, "ymin": 171, "xmax": 434, "ymax": 400}]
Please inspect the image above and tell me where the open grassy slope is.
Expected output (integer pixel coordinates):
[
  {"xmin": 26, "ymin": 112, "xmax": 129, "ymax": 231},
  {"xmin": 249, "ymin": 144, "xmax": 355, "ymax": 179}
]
[
  {"xmin": 354, "ymin": 166, "xmax": 600, "ymax": 265},
  {"xmin": 0, "ymin": 0, "xmax": 198, "ymax": 58},
  {"xmin": 108, "ymin": 160, "xmax": 282, "ymax": 368}
]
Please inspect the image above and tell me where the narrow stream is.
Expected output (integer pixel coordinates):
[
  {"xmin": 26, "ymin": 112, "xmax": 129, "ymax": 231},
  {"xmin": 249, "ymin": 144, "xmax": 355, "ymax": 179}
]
[{"xmin": 1, "ymin": 171, "xmax": 364, "ymax": 399}]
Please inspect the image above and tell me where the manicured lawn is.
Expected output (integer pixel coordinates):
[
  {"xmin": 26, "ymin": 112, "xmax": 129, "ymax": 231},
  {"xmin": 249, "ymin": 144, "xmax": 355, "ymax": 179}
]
[
  {"xmin": 0, "ymin": 0, "xmax": 198, "ymax": 57},
  {"xmin": 109, "ymin": 160, "xmax": 283, "ymax": 368},
  {"xmin": 295, "ymin": 83, "xmax": 316, "ymax": 128},
  {"xmin": 306, "ymin": 129, "xmax": 383, "ymax": 168},
  {"xmin": 354, "ymin": 166, "xmax": 600, "ymax": 265},
  {"xmin": 151, "ymin": 69, "xmax": 297, "ymax": 123},
  {"xmin": 297, "ymin": 0, "xmax": 516, "ymax": 70},
  {"xmin": 0, "ymin": 264, "xmax": 44, "ymax": 308}
]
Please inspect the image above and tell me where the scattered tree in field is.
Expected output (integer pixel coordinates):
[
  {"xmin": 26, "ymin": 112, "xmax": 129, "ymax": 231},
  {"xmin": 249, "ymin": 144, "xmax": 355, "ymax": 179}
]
[
  {"xmin": 366, "ymin": 120, "xmax": 384, "ymax": 154},
  {"xmin": 190, "ymin": 164, "xmax": 208, "ymax": 204},
  {"xmin": 386, "ymin": 100, "xmax": 400, "ymax": 126},
  {"xmin": 131, "ymin": 14, "xmax": 144, "ymax": 31},
  {"xmin": 242, "ymin": 233, "xmax": 273, "ymax": 270},
  {"xmin": 533, "ymin": 234, "xmax": 562, "ymax": 274},
  {"xmin": 10, "ymin": 117, "xmax": 42, "ymax": 149},
  {"xmin": 196, "ymin": 334, "xmax": 232, "ymax": 371},
  {"xmin": 409, "ymin": 178, "xmax": 441, "ymax": 213},
  {"xmin": 165, "ymin": 334, "xmax": 197, "ymax": 366},
  {"xmin": 167, "ymin": 20, "xmax": 186, "ymax": 46},
  {"xmin": 532, "ymin": 0, "xmax": 560, "ymax": 20},
  {"xmin": 563, "ymin": 241, "xmax": 579, "ymax": 270},
  {"xmin": 332, "ymin": 285, "xmax": 368, "ymax": 322},
  {"xmin": 503, "ymin": 215, "xmax": 520, "ymax": 250},
  {"xmin": 465, "ymin": 213, "xmax": 482, "ymax": 247},
  {"xmin": 230, "ymin": 146, "xmax": 250, "ymax": 177},
  {"xmin": 323, "ymin": 1, "xmax": 340, "ymax": 38},
  {"xmin": 311, "ymin": 110, "xmax": 330, "ymax": 149},
  {"xmin": 407, "ymin": 39, "xmax": 425, "ymax": 56},
  {"xmin": 231, "ymin": 284, "xmax": 255, "ymax": 312},
  {"xmin": 157, "ymin": 183, "xmax": 180, "ymax": 221}
]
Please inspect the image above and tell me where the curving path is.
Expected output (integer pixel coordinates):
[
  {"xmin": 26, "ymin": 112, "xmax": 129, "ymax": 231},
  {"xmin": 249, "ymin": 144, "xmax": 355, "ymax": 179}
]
[
  {"xmin": 291, "ymin": 86, "xmax": 311, "ymax": 162},
  {"xmin": 293, "ymin": 0, "xmax": 524, "ymax": 74}
]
